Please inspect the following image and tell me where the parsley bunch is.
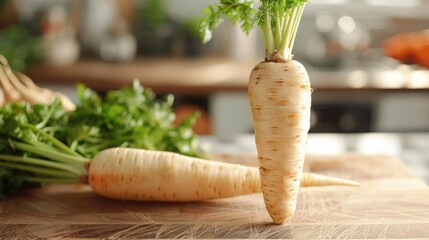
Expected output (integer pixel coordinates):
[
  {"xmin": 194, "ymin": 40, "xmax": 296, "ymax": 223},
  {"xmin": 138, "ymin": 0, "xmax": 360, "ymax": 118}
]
[
  {"xmin": 0, "ymin": 100, "xmax": 87, "ymax": 199},
  {"xmin": 67, "ymin": 80, "xmax": 201, "ymax": 158}
]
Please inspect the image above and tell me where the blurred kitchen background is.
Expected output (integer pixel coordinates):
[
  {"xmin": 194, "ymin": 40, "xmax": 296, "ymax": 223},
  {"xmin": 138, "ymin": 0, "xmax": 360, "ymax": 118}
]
[
  {"xmin": 1, "ymin": 0, "xmax": 429, "ymax": 174},
  {"xmin": 2, "ymin": 0, "xmax": 429, "ymax": 137}
]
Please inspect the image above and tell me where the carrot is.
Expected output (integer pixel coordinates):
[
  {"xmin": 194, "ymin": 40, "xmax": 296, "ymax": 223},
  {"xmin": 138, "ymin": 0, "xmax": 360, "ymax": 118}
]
[
  {"xmin": 200, "ymin": 0, "xmax": 312, "ymax": 223},
  {"xmin": 384, "ymin": 31, "xmax": 429, "ymax": 67},
  {"xmin": 88, "ymin": 148, "xmax": 359, "ymax": 202}
]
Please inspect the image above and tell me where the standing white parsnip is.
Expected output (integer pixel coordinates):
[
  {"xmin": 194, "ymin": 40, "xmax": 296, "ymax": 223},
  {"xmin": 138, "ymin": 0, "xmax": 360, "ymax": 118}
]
[
  {"xmin": 248, "ymin": 60, "xmax": 311, "ymax": 223},
  {"xmin": 199, "ymin": 0, "xmax": 312, "ymax": 223}
]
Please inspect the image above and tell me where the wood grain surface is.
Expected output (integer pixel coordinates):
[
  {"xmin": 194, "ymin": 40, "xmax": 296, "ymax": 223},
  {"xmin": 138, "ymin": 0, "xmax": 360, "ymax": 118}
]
[{"xmin": 1, "ymin": 153, "xmax": 429, "ymax": 239}]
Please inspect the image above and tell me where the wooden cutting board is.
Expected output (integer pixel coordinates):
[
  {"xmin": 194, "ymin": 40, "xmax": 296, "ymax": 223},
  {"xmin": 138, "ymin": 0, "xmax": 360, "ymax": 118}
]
[{"xmin": 1, "ymin": 153, "xmax": 428, "ymax": 239}]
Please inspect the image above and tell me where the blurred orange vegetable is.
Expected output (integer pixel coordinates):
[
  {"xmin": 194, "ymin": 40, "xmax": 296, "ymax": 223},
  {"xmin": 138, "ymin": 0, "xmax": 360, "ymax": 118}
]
[{"xmin": 384, "ymin": 30, "xmax": 429, "ymax": 68}]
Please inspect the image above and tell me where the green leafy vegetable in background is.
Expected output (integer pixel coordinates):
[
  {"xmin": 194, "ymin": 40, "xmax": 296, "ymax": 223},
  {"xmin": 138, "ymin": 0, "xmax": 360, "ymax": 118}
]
[
  {"xmin": 138, "ymin": 0, "xmax": 168, "ymax": 26},
  {"xmin": 0, "ymin": 0, "xmax": 6, "ymax": 11},
  {"xmin": 0, "ymin": 24, "xmax": 43, "ymax": 72}
]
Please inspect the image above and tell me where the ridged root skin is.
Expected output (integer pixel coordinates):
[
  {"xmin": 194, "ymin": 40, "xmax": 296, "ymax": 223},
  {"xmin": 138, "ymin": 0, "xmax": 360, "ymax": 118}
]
[
  {"xmin": 88, "ymin": 148, "xmax": 359, "ymax": 204},
  {"xmin": 248, "ymin": 60, "xmax": 312, "ymax": 224},
  {"xmin": 88, "ymin": 148, "xmax": 261, "ymax": 202}
]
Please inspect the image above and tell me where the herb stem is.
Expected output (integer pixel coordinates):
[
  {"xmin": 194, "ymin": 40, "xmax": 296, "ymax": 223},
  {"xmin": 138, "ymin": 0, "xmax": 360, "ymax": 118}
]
[
  {"xmin": 274, "ymin": 9, "xmax": 282, "ymax": 47},
  {"xmin": 263, "ymin": 4, "xmax": 275, "ymax": 59},
  {"xmin": 11, "ymin": 140, "xmax": 88, "ymax": 164},
  {"xmin": 0, "ymin": 161, "xmax": 77, "ymax": 178},
  {"xmin": 261, "ymin": 1, "xmax": 307, "ymax": 61},
  {"xmin": 36, "ymin": 100, "xmax": 58, "ymax": 129},
  {"xmin": 279, "ymin": 9, "xmax": 294, "ymax": 57},
  {"xmin": 288, "ymin": 4, "xmax": 305, "ymax": 51},
  {"xmin": 0, "ymin": 154, "xmax": 84, "ymax": 176},
  {"xmin": 18, "ymin": 176, "xmax": 81, "ymax": 184},
  {"xmin": 23, "ymin": 123, "xmax": 84, "ymax": 158}
]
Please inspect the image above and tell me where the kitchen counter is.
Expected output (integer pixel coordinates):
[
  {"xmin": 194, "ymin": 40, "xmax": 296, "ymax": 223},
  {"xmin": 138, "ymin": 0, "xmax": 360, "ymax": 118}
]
[{"xmin": 1, "ymin": 150, "xmax": 428, "ymax": 238}]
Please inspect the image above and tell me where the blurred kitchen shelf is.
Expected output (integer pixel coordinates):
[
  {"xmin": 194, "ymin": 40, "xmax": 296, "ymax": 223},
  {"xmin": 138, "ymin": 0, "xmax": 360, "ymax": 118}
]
[
  {"xmin": 27, "ymin": 57, "xmax": 429, "ymax": 94},
  {"xmin": 27, "ymin": 57, "xmax": 254, "ymax": 95},
  {"xmin": 27, "ymin": 58, "xmax": 429, "ymax": 135}
]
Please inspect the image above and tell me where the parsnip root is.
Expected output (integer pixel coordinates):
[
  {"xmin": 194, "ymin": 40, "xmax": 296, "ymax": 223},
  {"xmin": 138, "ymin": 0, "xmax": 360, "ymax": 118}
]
[
  {"xmin": 0, "ymin": 54, "xmax": 76, "ymax": 111},
  {"xmin": 248, "ymin": 60, "xmax": 312, "ymax": 224},
  {"xmin": 2, "ymin": 65, "xmax": 52, "ymax": 105},
  {"xmin": 0, "ymin": 66, "xmax": 21, "ymax": 102},
  {"xmin": 88, "ymin": 148, "xmax": 358, "ymax": 202},
  {"xmin": 0, "ymin": 86, "xmax": 5, "ymax": 105}
]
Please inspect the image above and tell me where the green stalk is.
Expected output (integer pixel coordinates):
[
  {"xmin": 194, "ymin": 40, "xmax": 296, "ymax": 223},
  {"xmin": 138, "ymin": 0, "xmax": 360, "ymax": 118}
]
[
  {"xmin": 35, "ymin": 101, "xmax": 58, "ymax": 129},
  {"xmin": 23, "ymin": 123, "xmax": 84, "ymax": 158},
  {"xmin": 11, "ymin": 140, "xmax": 88, "ymax": 164},
  {"xmin": 18, "ymin": 176, "xmax": 81, "ymax": 184},
  {"xmin": 0, "ymin": 154, "xmax": 84, "ymax": 176},
  {"xmin": 288, "ymin": 4, "xmax": 305, "ymax": 51},
  {"xmin": 279, "ymin": 8, "xmax": 295, "ymax": 57},
  {"xmin": 263, "ymin": 4, "xmax": 275, "ymax": 59},
  {"xmin": 0, "ymin": 161, "xmax": 77, "ymax": 178},
  {"xmin": 274, "ymin": 9, "xmax": 282, "ymax": 47},
  {"xmin": 263, "ymin": 2, "xmax": 307, "ymax": 61}
]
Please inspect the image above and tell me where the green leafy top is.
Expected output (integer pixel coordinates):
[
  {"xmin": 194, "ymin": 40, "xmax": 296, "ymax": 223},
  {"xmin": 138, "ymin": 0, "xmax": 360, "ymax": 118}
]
[
  {"xmin": 200, "ymin": 0, "xmax": 308, "ymax": 62},
  {"xmin": 68, "ymin": 80, "xmax": 201, "ymax": 158},
  {"xmin": 0, "ymin": 99, "xmax": 87, "ymax": 199},
  {"xmin": 199, "ymin": 0, "xmax": 255, "ymax": 44}
]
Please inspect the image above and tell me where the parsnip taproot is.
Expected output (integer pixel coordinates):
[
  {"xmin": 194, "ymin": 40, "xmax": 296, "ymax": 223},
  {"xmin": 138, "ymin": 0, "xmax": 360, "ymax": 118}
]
[
  {"xmin": 0, "ymin": 54, "xmax": 76, "ymax": 110},
  {"xmin": 2, "ymin": 65, "xmax": 52, "ymax": 105},
  {"xmin": 0, "ymin": 86, "xmax": 5, "ymax": 105},
  {"xmin": 88, "ymin": 148, "xmax": 358, "ymax": 202},
  {"xmin": 249, "ymin": 60, "xmax": 311, "ymax": 223},
  {"xmin": 0, "ymin": 54, "xmax": 9, "ymax": 67},
  {"xmin": 14, "ymin": 71, "xmax": 76, "ymax": 111},
  {"xmin": 0, "ymin": 66, "xmax": 20, "ymax": 102}
]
